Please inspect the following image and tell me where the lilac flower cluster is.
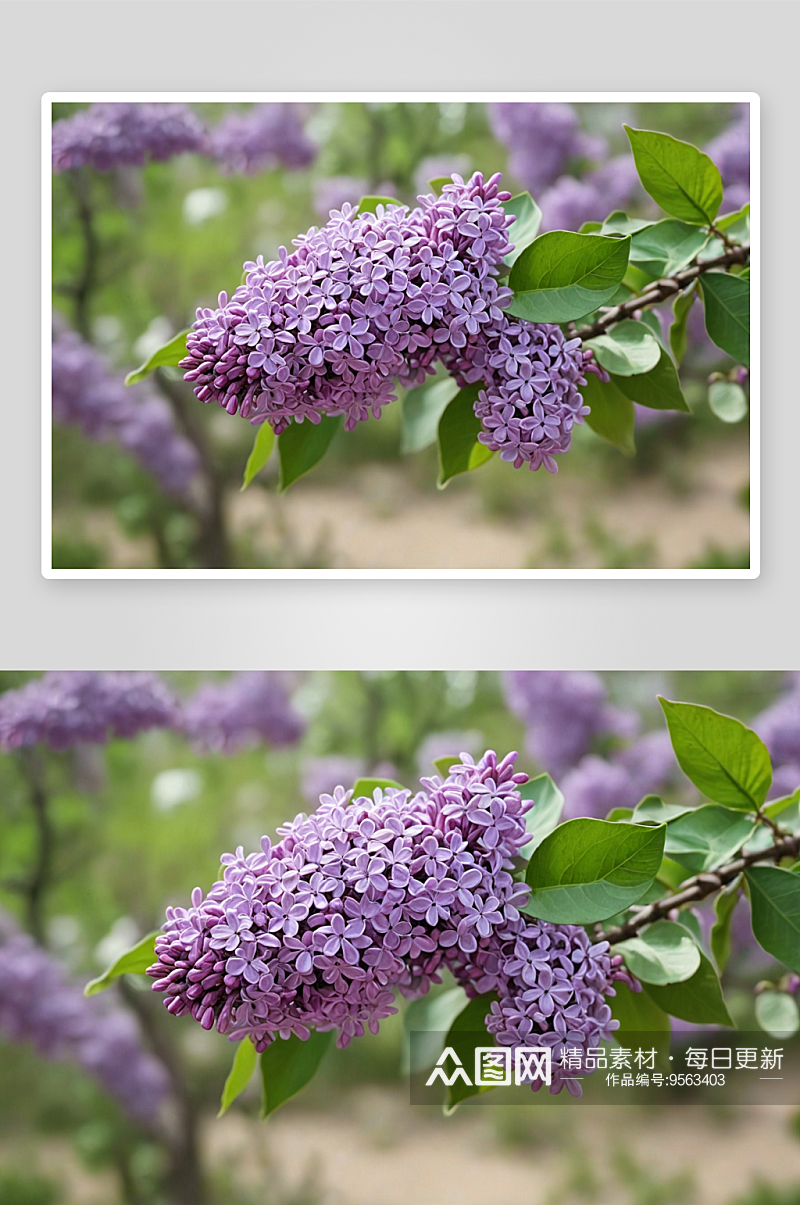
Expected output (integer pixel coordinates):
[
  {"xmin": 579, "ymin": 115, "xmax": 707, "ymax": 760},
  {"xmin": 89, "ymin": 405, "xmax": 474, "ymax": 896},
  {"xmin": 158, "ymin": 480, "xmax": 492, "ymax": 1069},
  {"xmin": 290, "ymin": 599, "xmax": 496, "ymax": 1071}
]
[
  {"xmin": 503, "ymin": 671, "xmax": 639, "ymax": 779},
  {"xmin": 489, "ymin": 103, "xmax": 606, "ymax": 196},
  {"xmin": 208, "ymin": 104, "xmax": 316, "ymax": 176},
  {"xmin": 148, "ymin": 750, "xmax": 631, "ymax": 1094},
  {"xmin": 52, "ymin": 103, "xmax": 208, "ymax": 173},
  {"xmin": 0, "ymin": 913, "xmax": 168, "ymax": 1122},
  {"xmin": 52, "ymin": 322, "xmax": 201, "ymax": 499},
  {"xmin": 181, "ymin": 172, "xmax": 590, "ymax": 472},
  {"xmin": 0, "ymin": 672, "xmax": 179, "ymax": 753},
  {"xmin": 539, "ymin": 155, "xmax": 640, "ymax": 233},
  {"xmin": 180, "ymin": 672, "xmax": 306, "ymax": 753},
  {"xmin": 560, "ymin": 731, "xmax": 677, "ymax": 821}
]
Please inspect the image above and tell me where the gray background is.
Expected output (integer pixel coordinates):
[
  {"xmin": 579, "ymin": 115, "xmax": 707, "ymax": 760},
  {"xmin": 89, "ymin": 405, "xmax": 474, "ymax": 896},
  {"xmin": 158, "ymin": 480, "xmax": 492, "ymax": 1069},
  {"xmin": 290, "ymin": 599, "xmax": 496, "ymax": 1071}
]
[{"xmin": 4, "ymin": 1, "xmax": 792, "ymax": 670}]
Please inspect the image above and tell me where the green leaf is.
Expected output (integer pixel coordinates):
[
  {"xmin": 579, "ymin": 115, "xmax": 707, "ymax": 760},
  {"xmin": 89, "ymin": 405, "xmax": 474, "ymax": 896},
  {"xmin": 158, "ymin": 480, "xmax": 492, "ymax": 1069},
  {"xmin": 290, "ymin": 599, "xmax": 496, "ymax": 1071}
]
[
  {"xmin": 745, "ymin": 866, "xmax": 800, "ymax": 973},
  {"xmin": 260, "ymin": 1031, "xmax": 332, "ymax": 1119},
  {"xmin": 351, "ymin": 777, "xmax": 405, "ymax": 798},
  {"xmin": 608, "ymin": 347, "xmax": 690, "ymax": 412},
  {"xmin": 669, "ymin": 283, "xmax": 697, "ymax": 367},
  {"xmin": 664, "ymin": 805, "xmax": 757, "ymax": 873},
  {"xmin": 581, "ymin": 371, "xmax": 636, "ymax": 456},
  {"xmin": 638, "ymin": 309, "xmax": 668, "ymax": 352},
  {"xmin": 403, "ymin": 986, "xmax": 469, "ymax": 1074},
  {"xmin": 428, "ymin": 177, "xmax": 452, "ymax": 194},
  {"xmin": 507, "ymin": 231, "xmax": 631, "ymax": 324},
  {"xmin": 356, "ymin": 195, "xmax": 402, "ymax": 214},
  {"xmin": 658, "ymin": 698, "xmax": 772, "ymax": 811},
  {"xmin": 755, "ymin": 992, "xmax": 800, "ymax": 1039},
  {"xmin": 633, "ymin": 796, "xmax": 694, "ymax": 825},
  {"xmin": 657, "ymin": 856, "xmax": 689, "ymax": 892},
  {"xmin": 698, "ymin": 273, "xmax": 750, "ymax": 367},
  {"xmin": 708, "ymin": 380, "xmax": 748, "ymax": 424},
  {"xmin": 503, "ymin": 191, "xmax": 543, "ymax": 265},
  {"xmin": 277, "ymin": 416, "xmax": 341, "ymax": 492},
  {"xmin": 433, "ymin": 755, "xmax": 459, "ymax": 778},
  {"xmin": 764, "ymin": 787, "xmax": 800, "ymax": 821},
  {"xmin": 241, "ymin": 422, "xmax": 276, "ymax": 491},
  {"xmin": 442, "ymin": 992, "xmax": 497, "ymax": 1114},
  {"xmin": 644, "ymin": 949, "xmax": 734, "ymax": 1026},
  {"xmin": 83, "ymin": 932, "xmax": 158, "ymax": 997},
  {"xmin": 124, "ymin": 330, "xmax": 190, "ymax": 386},
  {"xmin": 710, "ymin": 880, "xmax": 741, "ymax": 974},
  {"xmin": 586, "ymin": 319, "xmax": 661, "ymax": 377},
  {"xmin": 218, "ymin": 1037, "xmax": 258, "ymax": 1117},
  {"xmin": 578, "ymin": 220, "xmax": 603, "ymax": 234},
  {"xmin": 602, "ymin": 211, "xmax": 656, "ymax": 237},
  {"xmin": 524, "ymin": 818, "xmax": 665, "ymax": 924},
  {"xmin": 716, "ymin": 203, "xmax": 750, "ymax": 241},
  {"xmin": 610, "ymin": 980, "xmax": 671, "ymax": 1052},
  {"xmin": 519, "ymin": 773, "xmax": 565, "ymax": 855},
  {"xmin": 401, "ymin": 376, "xmax": 458, "ymax": 454},
  {"xmin": 629, "ymin": 220, "xmax": 711, "ymax": 279},
  {"xmin": 615, "ymin": 920, "xmax": 701, "ymax": 986},
  {"xmin": 437, "ymin": 383, "xmax": 493, "ymax": 487},
  {"xmin": 606, "ymin": 807, "xmax": 635, "ymax": 822},
  {"xmin": 624, "ymin": 127, "xmax": 723, "ymax": 225}
]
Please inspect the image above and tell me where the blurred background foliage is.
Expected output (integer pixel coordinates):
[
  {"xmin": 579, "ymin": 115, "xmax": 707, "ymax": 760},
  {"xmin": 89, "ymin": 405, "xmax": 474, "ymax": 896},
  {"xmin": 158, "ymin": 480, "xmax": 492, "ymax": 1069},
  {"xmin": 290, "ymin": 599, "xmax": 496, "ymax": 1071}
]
[{"xmin": 51, "ymin": 101, "xmax": 751, "ymax": 571}]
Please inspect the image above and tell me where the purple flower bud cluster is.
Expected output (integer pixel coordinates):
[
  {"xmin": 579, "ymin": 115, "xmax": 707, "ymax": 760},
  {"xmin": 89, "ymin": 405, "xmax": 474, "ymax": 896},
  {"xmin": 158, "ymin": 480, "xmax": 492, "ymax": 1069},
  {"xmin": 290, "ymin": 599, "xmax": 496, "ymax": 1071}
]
[
  {"xmin": 560, "ymin": 730, "xmax": 677, "ymax": 821},
  {"xmin": 539, "ymin": 155, "xmax": 640, "ymax": 233},
  {"xmin": 208, "ymin": 104, "xmax": 316, "ymax": 176},
  {"xmin": 180, "ymin": 672, "xmax": 306, "ymax": 753},
  {"xmin": 503, "ymin": 671, "xmax": 640, "ymax": 779},
  {"xmin": 148, "ymin": 750, "xmax": 630, "ymax": 1094},
  {"xmin": 0, "ymin": 672, "xmax": 179, "ymax": 753},
  {"xmin": 0, "ymin": 913, "xmax": 168, "ymax": 1122},
  {"xmin": 52, "ymin": 323, "xmax": 201, "ymax": 499},
  {"xmin": 489, "ymin": 103, "xmax": 606, "ymax": 196},
  {"xmin": 181, "ymin": 172, "xmax": 589, "ymax": 472},
  {"xmin": 52, "ymin": 103, "xmax": 208, "ymax": 173}
]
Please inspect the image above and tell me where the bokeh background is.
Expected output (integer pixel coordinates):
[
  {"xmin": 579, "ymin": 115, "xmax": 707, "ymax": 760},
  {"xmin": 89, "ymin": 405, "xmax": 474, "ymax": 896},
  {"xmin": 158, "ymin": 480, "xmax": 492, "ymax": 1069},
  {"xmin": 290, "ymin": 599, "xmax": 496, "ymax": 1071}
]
[
  {"xmin": 50, "ymin": 99, "xmax": 751, "ymax": 571},
  {"xmin": 1, "ymin": 669, "xmax": 797, "ymax": 1205}
]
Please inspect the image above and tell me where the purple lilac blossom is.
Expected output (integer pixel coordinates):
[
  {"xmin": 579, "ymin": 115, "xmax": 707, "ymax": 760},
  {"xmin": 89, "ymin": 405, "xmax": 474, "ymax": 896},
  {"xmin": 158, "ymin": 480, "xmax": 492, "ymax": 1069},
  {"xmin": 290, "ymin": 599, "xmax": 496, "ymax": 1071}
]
[
  {"xmin": 208, "ymin": 104, "xmax": 316, "ymax": 175},
  {"xmin": 181, "ymin": 172, "xmax": 591, "ymax": 473},
  {"xmin": 52, "ymin": 323, "xmax": 201, "ymax": 499},
  {"xmin": 52, "ymin": 103, "xmax": 208, "ymax": 173},
  {"xmin": 503, "ymin": 671, "xmax": 639, "ymax": 779},
  {"xmin": 539, "ymin": 155, "xmax": 640, "ymax": 233},
  {"xmin": 0, "ymin": 913, "xmax": 168, "ymax": 1122},
  {"xmin": 489, "ymin": 103, "xmax": 606, "ymax": 195},
  {"xmin": 180, "ymin": 673, "xmax": 306, "ymax": 754},
  {"xmin": 148, "ymin": 750, "xmax": 632, "ymax": 1095},
  {"xmin": 0, "ymin": 672, "xmax": 179, "ymax": 753}
]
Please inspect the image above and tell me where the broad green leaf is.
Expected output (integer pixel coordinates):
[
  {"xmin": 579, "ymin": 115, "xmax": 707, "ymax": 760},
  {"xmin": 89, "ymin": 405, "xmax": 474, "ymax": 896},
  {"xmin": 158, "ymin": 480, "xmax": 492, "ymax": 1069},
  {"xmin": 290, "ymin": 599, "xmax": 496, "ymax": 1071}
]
[
  {"xmin": 84, "ymin": 932, "xmax": 158, "ymax": 997},
  {"xmin": 578, "ymin": 220, "xmax": 603, "ymax": 234},
  {"xmin": 657, "ymin": 856, "xmax": 689, "ymax": 892},
  {"xmin": 124, "ymin": 330, "xmax": 190, "ymax": 385},
  {"xmin": 629, "ymin": 220, "xmax": 710, "ymax": 279},
  {"xmin": 442, "ymin": 992, "xmax": 497, "ymax": 1114},
  {"xmin": 356, "ymin": 195, "xmax": 402, "ymax": 214},
  {"xmin": 638, "ymin": 309, "xmax": 669, "ymax": 352},
  {"xmin": 401, "ymin": 376, "xmax": 458, "ymax": 454},
  {"xmin": 260, "ymin": 1030, "xmax": 332, "ymax": 1119},
  {"xmin": 624, "ymin": 127, "xmax": 723, "ymax": 225},
  {"xmin": 710, "ymin": 880, "xmax": 741, "ymax": 974},
  {"xmin": 708, "ymin": 380, "xmax": 748, "ymax": 424},
  {"xmin": 433, "ymin": 755, "xmax": 459, "ymax": 778},
  {"xmin": 764, "ymin": 787, "xmax": 800, "ymax": 821},
  {"xmin": 504, "ymin": 191, "xmax": 543, "ymax": 265},
  {"xmin": 658, "ymin": 698, "xmax": 772, "ymax": 811},
  {"xmin": 610, "ymin": 980, "xmax": 671, "ymax": 1054},
  {"xmin": 608, "ymin": 347, "xmax": 690, "ymax": 412},
  {"xmin": 633, "ymin": 796, "xmax": 694, "ymax": 825},
  {"xmin": 507, "ymin": 231, "xmax": 631, "ymax": 324},
  {"xmin": 519, "ymin": 773, "xmax": 565, "ymax": 855},
  {"xmin": 351, "ymin": 777, "xmax": 405, "ymax": 799},
  {"xmin": 676, "ymin": 909, "xmax": 706, "ymax": 954},
  {"xmin": 745, "ymin": 866, "xmax": 800, "ymax": 973},
  {"xmin": 615, "ymin": 920, "xmax": 701, "ymax": 986},
  {"xmin": 403, "ymin": 987, "xmax": 469, "ymax": 1074},
  {"xmin": 664, "ymin": 805, "xmax": 757, "ymax": 873},
  {"xmin": 755, "ymin": 991, "xmax": 800, "ymax": 1039},
  {"xmin": 586, "ymin": 319, "xmax": 661, "ymax": 377},
  {"xmin": 277, "ymin": 415, "xmax": 341, "ymax": 492},
  {"xmin": 218, "ymin": 1037, "xmax": 258, "ymax": 1117},
  {"xmin": 241, "ymin": 422, "xmax": 276, "ymax": 491},
  {"xmin": 428, "ymin": 177, "xmax": 452, "ymax": 194},
  {"xmin": 644, "ymin": 949, "xmax": 734, "ymax": 1026},
  {"xmin": 524, "ymin": 818, "xmax": 665, "ymax": 924},
  {"xmin": 606, "ymin": 807, "xmax": 635, "ymax": 822},
  {"xmin": 602, "ymin": 211, "xmax": 656, "ymax": 237},
  {"xmin": 698, "ymin": 273, "xmax": 750, "ymax": 367},
  {"xmin": 716, "ymin": 203, "xmax": 750, "ymax": 241},
  {"xmin": 669, "ymin": 283, "xmax": 697, "ymax": 366},
  {"xmin": 437, "ymin": 384, "xmax": 493, "ymax": 487},
  {"xmin": 581, "ymin": 371, "xmax": 636, "ymax": 456}
]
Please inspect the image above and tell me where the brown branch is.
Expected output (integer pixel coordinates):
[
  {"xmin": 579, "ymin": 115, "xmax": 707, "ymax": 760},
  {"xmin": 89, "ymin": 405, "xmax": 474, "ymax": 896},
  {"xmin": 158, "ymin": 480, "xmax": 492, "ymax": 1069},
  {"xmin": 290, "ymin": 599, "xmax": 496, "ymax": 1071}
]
[
  {"xmin": 597, "ymin": 830, "xmax": 800, "ymax": 945},
  {"xmin": 577, "ymin": 243, "xmax": 750, "ymax": 342}
]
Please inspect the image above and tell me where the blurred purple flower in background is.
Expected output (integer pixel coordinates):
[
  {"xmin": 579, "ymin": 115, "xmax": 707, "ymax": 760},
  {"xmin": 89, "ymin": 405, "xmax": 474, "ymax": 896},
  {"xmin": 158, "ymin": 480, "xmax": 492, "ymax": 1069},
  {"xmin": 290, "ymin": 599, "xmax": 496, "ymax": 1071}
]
[
  {"xmin": 52, "ymin": 103, "xmax": 208, "ymax": 173},
  {"xmin": 753, "ymin": 674, "xmax": 800, "ymax": 799},
  {"xmin": 208, "ymin": 104, "xmax": 317, "ymax": 175},
  {"xmin": 539, "ymin": 155, "xmax": 640, "ymax": 232},
  {"xmin": 180, "ymin": 672, "xmax": 306, "ymax": 753},
  {"xmin": 706, "ymin": 106, "xmax": 750, "ymax": 213},
  {"xmin": 0, "ymin": 912, "xmax": 168, "ymax": 1122},
  {"xmin": 489, "ymin": 102, "xmax": 606, "ymax": 195},
  {"xmin": 560, "ymin": 730, "xmax": 676, "ymax": 820},
  {"xmin": 52, "ymin": 322, "xmax": 201, "ymax": 499}
]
